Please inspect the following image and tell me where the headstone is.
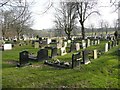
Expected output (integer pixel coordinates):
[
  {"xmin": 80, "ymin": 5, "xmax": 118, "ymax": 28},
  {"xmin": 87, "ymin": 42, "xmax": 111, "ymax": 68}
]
[
  {"xmin": 111, "ymin": 40, "xmax": 114, "ymax": 47},
  {"xmin": 94, "ymin": 40, "xmax": 97, "ymax": 45},
  {"xmin": 72, "ymin": 52, "xmax": 81, "ymax": 68},
  {"xmin": 34, "ymin": 42, "xmax": 39, "ymax": 48},
  {"xmin": 57, "ymin": 39, "xmax": 63, "ymax": 49},
  {"xmin": 82, "ymin": 50, "xmax": 90, "ymax": 64},
  {"xmin": 91, "ymin": 41, "xmax": 94, "ymax": 45},
  {"xmin": 97, "ymin": 39, "xmax": 100, "ymax": 44},
  {"xmin": 105, "ymin": 43, "xmax": 108, "ymax": 52},
  {"xmin": 70, "ymin": 43, "xmax": 76, "ymax": 52},
  {"xmin": 87, "ymin": 39, "xmax": 90, "ymax": 47},
  {"xmin": 3, "ymin": 44, "xmax": 12, "ymax": 50},
  {"xmin": 60, "ymin": 47, "xmax": 67, "ymax": 56},
  {"xmin": 93, "ymin": 49, "xmax": 97, "ymax": 59},
  {"xmin": 46, "ymin": 38, "xmax": 51, "ymax": 44},
  {"xmin": 37, "ymin": 49, "xmax": 48, "ymax": 61},
  {"xmin": 64, "ymin": 42, "xmax": 67, "ymax": 48},
  {"xmin": 51, "ymin": 47, "xmax": 57, "ymax": 58},
  {"xmin": 19, "ymin": 51, "xmax": 29, "ymax": 65},
  {"xmin": 75, "ymin": 43, "xmax": 80, "ymax": 51},
  {"xmin": 108, "ymin": 41, "xmax": 111, "ymax": 50},
  {"xmin": 82, "ymin": 42, "xmax": 86, "ymax": 49}
]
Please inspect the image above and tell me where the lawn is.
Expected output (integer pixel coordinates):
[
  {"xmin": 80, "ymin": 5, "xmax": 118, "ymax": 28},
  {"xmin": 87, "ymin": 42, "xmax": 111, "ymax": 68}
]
[{"xmin": 2, "ymin": 40, "xmax": 120, "ymax": 89}]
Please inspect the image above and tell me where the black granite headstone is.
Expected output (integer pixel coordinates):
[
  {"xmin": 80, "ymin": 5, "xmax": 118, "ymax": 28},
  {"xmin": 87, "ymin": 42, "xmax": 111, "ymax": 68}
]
[
  {"xmin": 37, "ymin": 49, "xmax": 48, "ymax": 61},
  {"xmin": 19, "ymin": 51, "xmax": 29, "ymax": 65},
  {"xmin": 108, "ymin": 41, "xmax": 111, "ymax": 50}
]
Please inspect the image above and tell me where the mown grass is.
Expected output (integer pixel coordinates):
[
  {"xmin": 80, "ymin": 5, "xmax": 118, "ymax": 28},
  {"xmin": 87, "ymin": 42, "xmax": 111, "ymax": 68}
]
[{"xmin": 2, "ymin": 40, "xmax": 120, "ymax": 88}]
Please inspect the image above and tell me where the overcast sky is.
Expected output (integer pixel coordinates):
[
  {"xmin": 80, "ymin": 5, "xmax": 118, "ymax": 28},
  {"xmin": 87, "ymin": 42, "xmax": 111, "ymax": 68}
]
[{"xmin": 30, "ymin": 0, "xmax": 119, "ymax": 30}]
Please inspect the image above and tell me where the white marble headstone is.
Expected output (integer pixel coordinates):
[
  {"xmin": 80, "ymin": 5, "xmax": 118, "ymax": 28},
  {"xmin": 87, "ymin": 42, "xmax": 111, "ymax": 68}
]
[
  {"xmin": 105, "ymin": 43, "xmax": 108, "ymax": 52},
  {"xmin": 75, "ymin": 43, "xmax": 80, "ymax": 51},
  {"xmin": 4, "ymin": 44, "xmax": 12, "ymax": 50}
]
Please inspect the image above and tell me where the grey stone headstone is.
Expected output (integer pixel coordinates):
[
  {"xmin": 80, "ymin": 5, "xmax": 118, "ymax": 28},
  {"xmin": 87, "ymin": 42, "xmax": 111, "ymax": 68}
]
[
  {"xmin": 57, "ymin": 39, "xmax": 63, "ymax": 49},
  {"xmin": 51, "ymin": 47, "xmax": 57, "ymax": 58},
  {"xmin": 82, "ymin": 50, "xmax": 90, "ymax": 64},
  {"xmin": 34, "ymin": 42, "xmax": 39, "ymax": 48},
  {"xmin": 70, "ymin": 43, "xmax": 76, "ymax": 52},
  {"xmin": 91, "ymin": 41, "xmax": 94, "ymax": 45},
  {"xmin": 72, "ymin": 52, "xmax": 81, "ymax": 69},
  {"xmin": 87, "ymin": 39, "xmax": 90, "ymax": 47}
]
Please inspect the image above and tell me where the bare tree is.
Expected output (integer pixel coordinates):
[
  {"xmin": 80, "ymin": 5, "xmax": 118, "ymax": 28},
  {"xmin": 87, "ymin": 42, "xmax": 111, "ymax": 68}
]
[
  {"xmin": 54, "ymin": 2, "xmax": 77, "ymax": 40},
  {"xmin": 0, "ymin": 0, "xmax": 33, "ymax": 39},
  {"xmin": 75, "ymin": 0, "xmax": 100, "ymax": 39},
  {"xmin": 103, "ymin": 21, "xmax": 109, "ymax": 35}
]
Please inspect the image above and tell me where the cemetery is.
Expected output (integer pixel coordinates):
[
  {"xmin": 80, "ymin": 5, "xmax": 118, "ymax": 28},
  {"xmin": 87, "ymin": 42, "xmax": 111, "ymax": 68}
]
[
  {"xmin": 2, "ymin": 36, "xmax": 120, "ymax": 88},
  {"xmin": 1, "ymin": 0, "xmax": 120, "ymax": 89}
]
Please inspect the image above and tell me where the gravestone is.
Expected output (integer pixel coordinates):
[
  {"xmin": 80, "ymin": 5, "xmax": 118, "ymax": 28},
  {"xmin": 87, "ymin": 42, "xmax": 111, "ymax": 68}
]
[
  {"xmin": 3, "ymin": 44, "xmax": 12, "ymax": 50},
  {"xmin": 57, "ymin": 39, "xmax": 63, "ymax": 49},
  {"xmin": 82, "ymin": 50, "xmax": 90, "ymax": 64},
  {"xmin": 105, "ymin": 43, "xmax": 108, "ymax": 52},
  {"xmin": 64, "ymin": 42, "xmax": 67, "ymax": 48},
  {"xmin": 108, "ymin": 41, "xmax": 111, "ymax": 50},
  {"xmin": 87, "ymin": 39, "xmax": 90, "ymax": 47},
  {"xmin": 72, "ymin": 52, "xmax": 81, "ymax": 68},
  {"xmin": 91, "ymin": 41, "xmax": 94, "ymax": 45},
  {"xmin": 97, "ymin": 39, "xmax": 100, "ymax": 44},
  {"xmin": 82, "ymin": 42, "xmax": 86, "ymax": 49},
  {"xmin": 94, "ymin": 40, "xmax": 97, "ymax": 45},
  {"xmin": 51, "ymin": 47, "xmax": 57, "ymax": 58},
  {"xmin": 19, "ymin": 51, "xmax": 29, "ymax": 66},
  {"xmin": 46, "ymin": 38, "xmax": 51, "ymax": 44},
  {"xmin": 34, "ymin": 42, "xmax": 39, "ymax": 48},
  {"xmin": 93, "ymin": 49, "xmax": 97, "ymax": 59},
  {"xmin": 111, "ymin": 40, "xmax": 114, "ymax": 47},
  {"xmin": 75, "ymin": 43, "xmax": 80, "ymax": 51},
  {"xmin": 70, "ymin": 43, "xmax": 76, "ymax": 52},
  {"xmin": 60, "ymin": 47, "xmax": 67, "ymax": 56},
  {"xmin": 37, "ymin": 49, "xmax": 48, "ymax": 61}
]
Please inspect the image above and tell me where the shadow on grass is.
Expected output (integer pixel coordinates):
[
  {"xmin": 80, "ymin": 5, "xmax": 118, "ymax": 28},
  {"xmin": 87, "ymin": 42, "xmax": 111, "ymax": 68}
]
[{"xmin": 2, "ymin": 60, "xmax": 18, "ymax": 69}]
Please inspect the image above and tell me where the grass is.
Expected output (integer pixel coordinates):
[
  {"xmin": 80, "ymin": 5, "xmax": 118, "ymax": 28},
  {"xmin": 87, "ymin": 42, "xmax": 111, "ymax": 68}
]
[{"xmin": 2, "ymin": 40, "xmax": 120, "ymax": 88}]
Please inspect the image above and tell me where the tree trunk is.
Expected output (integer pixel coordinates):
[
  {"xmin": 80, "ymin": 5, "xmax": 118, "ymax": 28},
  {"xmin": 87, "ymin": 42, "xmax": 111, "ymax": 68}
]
[
  {"xmin": 67, "ymin": 32, "xmax": 71, "ymax": 40},
  {"xmin": 81, "ymin": 23, "xmax": 85, "ymax": 39}
]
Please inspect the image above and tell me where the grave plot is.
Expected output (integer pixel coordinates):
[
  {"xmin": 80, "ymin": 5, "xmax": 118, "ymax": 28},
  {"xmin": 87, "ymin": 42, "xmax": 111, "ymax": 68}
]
[{"xmin": 44, "ymin": 50, "xmax": 91, "ymax": 69}]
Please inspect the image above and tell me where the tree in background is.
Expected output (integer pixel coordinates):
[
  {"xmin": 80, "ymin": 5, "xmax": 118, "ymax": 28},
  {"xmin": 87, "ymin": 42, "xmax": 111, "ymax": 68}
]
[
  {"xmin": 54, "ymin": 2, "xmax": 78, "ymax": 40},
  {"xmin": 76, "ymin": 0, "xmax": 100, "ymax": 39},
  {"xmin": 0, "ymin": 0, "xmax": 33, "ymax": 39}
]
